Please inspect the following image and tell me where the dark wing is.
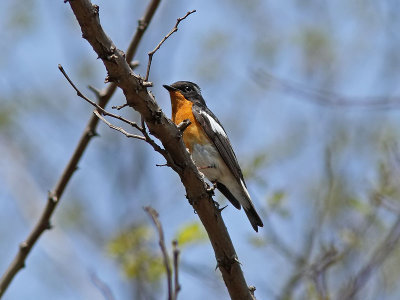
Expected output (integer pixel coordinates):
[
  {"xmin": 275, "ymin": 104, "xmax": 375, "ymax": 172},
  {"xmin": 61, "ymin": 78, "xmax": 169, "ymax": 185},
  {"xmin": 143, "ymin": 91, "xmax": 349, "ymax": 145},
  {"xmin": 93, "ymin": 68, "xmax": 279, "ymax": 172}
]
[{"xmin": 192, "ymin": 103, "xmax": 245, "ymax": 186}]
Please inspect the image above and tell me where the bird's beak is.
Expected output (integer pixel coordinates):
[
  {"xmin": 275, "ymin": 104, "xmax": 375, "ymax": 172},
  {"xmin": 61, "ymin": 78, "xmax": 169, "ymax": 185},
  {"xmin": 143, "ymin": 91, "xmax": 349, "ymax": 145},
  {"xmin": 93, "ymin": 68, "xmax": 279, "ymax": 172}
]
[{"xmin": 163, "ymin": 84, "xmax": 177, "ymax": 92}]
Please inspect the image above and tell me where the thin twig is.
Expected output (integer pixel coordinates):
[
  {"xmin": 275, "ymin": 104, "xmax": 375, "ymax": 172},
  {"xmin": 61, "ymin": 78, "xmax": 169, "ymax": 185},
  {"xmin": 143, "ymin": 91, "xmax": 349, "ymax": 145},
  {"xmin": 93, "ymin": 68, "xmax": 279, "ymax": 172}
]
[
  {"xmin": 60, "ymin": 65, "xmax": 170, "ymax": 155},
  {"xmin": 177, "ymin": 119, "xmax": 191, "ymax": 132},
  {"xmin": 58, "ymin": 64, "xmax": 143, "ymax": 131},
  {"xmin": 144, "ymin": 207, "xmax": 173, "ymax": 300},
  {"xmin": 89, "ymin": 271, "xmax": 116, "ymax": 300},
  {"xmin": 144, "ymin": 10, "xmax": 196, "ymax": 81},
  {"xmin": 112, "ymin": 103, "xmax": 130, "ymax": 110},
  {"xmin": 93, "ymin": 111, "xmax": 145, "ymax": 140},
  {"xmin": 0, "ymin": 0, "xmax": 161, "ymax": 296},
  {"xmin": 140, "ymin": 116, "xmax": 168, "ymax": 156},
  {"xmin": 172, "ymin": 240, "xmax": 181, "ymax": 300}
]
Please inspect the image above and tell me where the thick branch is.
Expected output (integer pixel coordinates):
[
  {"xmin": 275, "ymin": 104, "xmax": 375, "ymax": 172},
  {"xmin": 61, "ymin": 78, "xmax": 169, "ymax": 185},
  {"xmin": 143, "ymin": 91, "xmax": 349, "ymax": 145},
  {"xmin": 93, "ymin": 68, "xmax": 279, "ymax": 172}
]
[
  {"xmin": 0, "ymin": 0, "xmax": 161, "ymax": 296},
  {"xmin": 66, "ymin": 1, "xmax": 254, "ymax": 299}
]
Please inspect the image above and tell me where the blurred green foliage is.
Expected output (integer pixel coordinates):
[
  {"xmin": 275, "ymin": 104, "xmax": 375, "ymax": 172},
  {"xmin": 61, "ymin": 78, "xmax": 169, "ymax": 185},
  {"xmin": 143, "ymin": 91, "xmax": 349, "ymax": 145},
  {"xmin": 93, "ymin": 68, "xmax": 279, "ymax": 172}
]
[
  {"xmin": 175, "ymin": 221, "xmax": 207, "ymax": 247},
  {"xmin": 108, "ymin": 225, "xmax": 164, "ymax": 283}
]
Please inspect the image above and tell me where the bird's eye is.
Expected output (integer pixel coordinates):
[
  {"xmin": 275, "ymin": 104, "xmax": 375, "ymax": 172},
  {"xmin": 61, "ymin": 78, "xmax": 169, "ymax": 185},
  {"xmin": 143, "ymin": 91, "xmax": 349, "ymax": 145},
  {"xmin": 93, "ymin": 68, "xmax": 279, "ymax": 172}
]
[{"xmin": 184, "ymin": 86, "xmax": 192, "ymax": 92}]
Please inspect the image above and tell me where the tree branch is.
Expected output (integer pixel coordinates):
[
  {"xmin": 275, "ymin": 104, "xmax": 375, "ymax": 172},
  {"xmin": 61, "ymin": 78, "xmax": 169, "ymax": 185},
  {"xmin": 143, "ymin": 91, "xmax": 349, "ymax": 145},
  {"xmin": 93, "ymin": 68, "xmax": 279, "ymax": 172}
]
[
  {"xmin": 144, "ymin": 10, "xmax": 196, "ymax": 82},
  {"xmin": 144, "ymin": 207, "xmax": 173, "ymax": 300},
  {"xmin": 89, "ymin": 271, "xmax": 116, "ymax": 300},
  {"xmin": 93, "ymin": 110, "xmax": 145, "ymax": 140},
  {"xmin": 172, "ymin": 240, "xmax": 181, "ymax": 300},
  {"xmin": 65, "ymin": 1, "xmax": 254, "ymax": 299},
  {"xmin": 0, "ymin": 0, "xmax": 161, "ymax": 296}
]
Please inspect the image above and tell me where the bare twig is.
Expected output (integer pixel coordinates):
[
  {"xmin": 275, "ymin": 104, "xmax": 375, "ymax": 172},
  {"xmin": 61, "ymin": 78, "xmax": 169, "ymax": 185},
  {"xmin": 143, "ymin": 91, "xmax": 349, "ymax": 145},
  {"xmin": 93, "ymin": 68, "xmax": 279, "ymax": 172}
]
[
  {"xmin": 172, "ymin": 240, "xmax": 181, "ymax": 300},
  {"xmin": 111, "ymin": 103, "xmax": 130, "ymax": 110},
  {"xmin": 58, "ymin": 64, "xmax": 143, "ymax": 132},
  {"xmin": 93, "ymin": 111, "xmax": 145, "ymax": 140},
  {"xmin": 177, "ymin": 119, "xmax": 191, "ymax": 132},
  {"xmin": 0, "ymin": 0, "xmax": 161, "ymax": 296},
  {"xmin": 144, "ymin": 10, "xmax": 196, "ymax": 81},
  {"xmin": 60, "ymin": 64, "xmax": 169, "ymax": 158},
  {"xmin": 139, "ymin": 117, "xmax": 168, "ymax": 156},
  {"xmin": 89, "ymin": 271, "xmax": 116, "ymax": 300},
  {"xmin": 144, "ymin": 207, "xmax": 173, "ymax": 300}
]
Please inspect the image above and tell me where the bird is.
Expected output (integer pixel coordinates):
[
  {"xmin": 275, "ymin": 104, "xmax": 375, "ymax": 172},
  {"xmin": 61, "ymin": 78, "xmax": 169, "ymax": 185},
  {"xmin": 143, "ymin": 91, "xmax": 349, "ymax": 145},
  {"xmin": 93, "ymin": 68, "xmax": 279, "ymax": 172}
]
[{"xmin": 163, "ymin": 81, "xmax": 263, "ymax": 232}]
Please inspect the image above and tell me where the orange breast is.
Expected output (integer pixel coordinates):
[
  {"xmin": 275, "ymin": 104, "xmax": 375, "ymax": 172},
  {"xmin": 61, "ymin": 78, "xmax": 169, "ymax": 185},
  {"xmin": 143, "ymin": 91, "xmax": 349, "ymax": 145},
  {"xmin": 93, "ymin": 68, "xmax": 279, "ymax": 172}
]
[{"xmin": 169, "ymin": 91, "xmax": 209, "ymax": 152}]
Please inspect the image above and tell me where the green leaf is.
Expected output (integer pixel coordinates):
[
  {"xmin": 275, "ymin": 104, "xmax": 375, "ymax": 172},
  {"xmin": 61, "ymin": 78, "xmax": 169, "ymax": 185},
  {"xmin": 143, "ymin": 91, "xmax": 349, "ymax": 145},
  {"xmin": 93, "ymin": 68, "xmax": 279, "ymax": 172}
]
[{"xmin": 175, "ymin": 222, "xmax": 207, "ymax": 247}]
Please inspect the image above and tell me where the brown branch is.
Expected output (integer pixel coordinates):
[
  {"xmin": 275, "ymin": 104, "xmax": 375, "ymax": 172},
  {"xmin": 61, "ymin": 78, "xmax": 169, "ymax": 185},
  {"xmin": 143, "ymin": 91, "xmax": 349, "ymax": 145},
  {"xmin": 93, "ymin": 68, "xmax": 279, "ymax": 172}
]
[
  {"xmin": 144, "ymin": 10, "xmax": 196, "ymax": 81},
  {"xmin": 144, "ymin": 207, "xmax": 173, "ymax": 300},
  {"xmin": 172, "ymin": 240, "xmax": 181, "ymax": 300},
  {"xmin": 177, "ymin": 119, "xmax": 191, "ymax": 132},
  {"xmin": 0, "ymin": 0, "xmax": 161, "ymax": 296},
  {"xmin": 111, "ymin": 103, "xmax": 130, "ymax": 110},
  {"xmin": 64, "ymin": 1, "xmax": 254, "ymax": 299}
]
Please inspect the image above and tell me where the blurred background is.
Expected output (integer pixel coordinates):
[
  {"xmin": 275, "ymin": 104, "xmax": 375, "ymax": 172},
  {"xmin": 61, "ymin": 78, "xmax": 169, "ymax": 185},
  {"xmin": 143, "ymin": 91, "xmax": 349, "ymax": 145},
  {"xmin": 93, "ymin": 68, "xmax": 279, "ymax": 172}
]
[{"xmin": 1, "ymin": 0, "xmax": 400, "ymax": 299}]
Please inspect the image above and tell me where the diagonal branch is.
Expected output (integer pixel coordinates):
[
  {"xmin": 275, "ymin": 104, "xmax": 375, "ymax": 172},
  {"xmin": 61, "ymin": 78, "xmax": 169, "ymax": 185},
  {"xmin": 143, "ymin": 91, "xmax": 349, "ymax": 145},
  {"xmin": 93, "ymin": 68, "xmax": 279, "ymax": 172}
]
[
  {"xmin": 0, "ymin": 0, "xmax": 161, "ymax": 296},
  {"xmin": 58, "ymin": 64, "xmax": 143, "ymax": 131}
]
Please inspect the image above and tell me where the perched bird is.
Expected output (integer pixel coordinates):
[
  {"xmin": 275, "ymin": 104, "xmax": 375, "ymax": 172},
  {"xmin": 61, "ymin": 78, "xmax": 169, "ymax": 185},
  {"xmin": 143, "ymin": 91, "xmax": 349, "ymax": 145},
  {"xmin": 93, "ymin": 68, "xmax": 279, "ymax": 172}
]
[{"xmin": 163, "ymin": 81, "xmax": 263, "ymax": 232}]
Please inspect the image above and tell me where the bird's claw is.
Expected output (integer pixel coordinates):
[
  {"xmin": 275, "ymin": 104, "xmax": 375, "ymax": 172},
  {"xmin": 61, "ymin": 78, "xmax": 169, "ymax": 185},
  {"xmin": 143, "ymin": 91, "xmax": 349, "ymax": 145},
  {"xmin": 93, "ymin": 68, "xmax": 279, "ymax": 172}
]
[{"xmin": 206, "ymin": 182, "xmax": 216, "ymax": 196}]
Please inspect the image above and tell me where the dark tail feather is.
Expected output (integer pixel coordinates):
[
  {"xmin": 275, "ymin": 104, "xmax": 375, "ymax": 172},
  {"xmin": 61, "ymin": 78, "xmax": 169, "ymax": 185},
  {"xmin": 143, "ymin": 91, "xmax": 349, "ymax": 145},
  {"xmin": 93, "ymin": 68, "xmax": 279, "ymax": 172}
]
[
  {"xmin": 216, "ymin": 182, "xmax": 241, "ymax": 209},
  {"xmin": 244, "ymin": 206, "xmax": 264, "ymax": 232}
]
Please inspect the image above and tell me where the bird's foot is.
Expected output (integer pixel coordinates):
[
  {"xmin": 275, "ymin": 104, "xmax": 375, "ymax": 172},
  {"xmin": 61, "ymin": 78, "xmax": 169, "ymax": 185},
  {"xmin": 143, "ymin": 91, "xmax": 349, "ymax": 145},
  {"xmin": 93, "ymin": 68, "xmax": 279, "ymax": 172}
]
[{"xmin": 206, "ymin": 182, "xmax": 217, "ymax": 196}]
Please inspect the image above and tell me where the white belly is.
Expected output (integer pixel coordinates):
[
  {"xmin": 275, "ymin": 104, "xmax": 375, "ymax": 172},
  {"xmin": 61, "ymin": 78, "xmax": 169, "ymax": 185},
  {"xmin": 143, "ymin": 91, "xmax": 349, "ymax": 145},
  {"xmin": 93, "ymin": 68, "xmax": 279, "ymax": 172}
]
[{"xmin": 191, "ymin": 143, "xmax": 230, "ymax": 182}]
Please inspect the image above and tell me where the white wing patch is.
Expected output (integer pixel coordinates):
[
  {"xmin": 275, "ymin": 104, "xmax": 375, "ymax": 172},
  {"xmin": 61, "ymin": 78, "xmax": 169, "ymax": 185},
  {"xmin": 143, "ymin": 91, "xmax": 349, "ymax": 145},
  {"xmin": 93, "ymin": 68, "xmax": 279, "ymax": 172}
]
[
  {"xmin": 240, "ymin": 179, "xmax": 252, "ymax": 207},
  {"xmin": 201, "ymin": 111, "xmax": 227, "ymax": 138}
]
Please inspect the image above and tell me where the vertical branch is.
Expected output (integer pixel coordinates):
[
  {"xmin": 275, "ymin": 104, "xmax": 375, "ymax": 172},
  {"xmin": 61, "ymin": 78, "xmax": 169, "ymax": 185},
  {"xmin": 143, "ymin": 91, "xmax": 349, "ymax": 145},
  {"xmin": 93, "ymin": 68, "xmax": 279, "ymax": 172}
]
[
  {"xmin": 172, "ymin": 240, "xmax": 181, "ymax": 300},
  {"xmin": 144, "ymin": 207, "xmax": 173, "ymax": 300}
]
